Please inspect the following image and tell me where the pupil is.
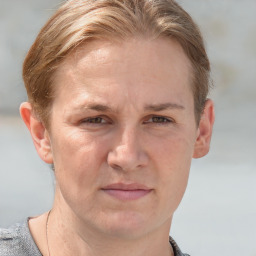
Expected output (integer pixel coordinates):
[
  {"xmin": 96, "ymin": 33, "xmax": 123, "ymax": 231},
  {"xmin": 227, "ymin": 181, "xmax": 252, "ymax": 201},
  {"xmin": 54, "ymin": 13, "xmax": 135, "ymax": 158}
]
[
  {"xmin": 153, "ymin": 117, "xmax": 163, "ymax": 122},
  {"xmin": 90, "ymin": 117, "xmax": 101, "ymax": 123}
]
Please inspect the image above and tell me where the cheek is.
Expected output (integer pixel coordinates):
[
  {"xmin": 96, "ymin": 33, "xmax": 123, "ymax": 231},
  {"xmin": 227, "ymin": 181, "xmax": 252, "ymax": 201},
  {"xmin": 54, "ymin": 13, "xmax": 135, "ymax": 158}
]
[
  {"xmin": 51, "ymin": 130, "xmax": 109, "ymax": 190},
  {"xmin": 153, "ymin": 134, "xmax": 194, "ymax": 209},
  {"xmin": 51, "ymin": 131, "xmax": 112, "ymax": 215},
  {"xmin": 154, "ymin": 131, "xmax": 195, "ymax": 170}
]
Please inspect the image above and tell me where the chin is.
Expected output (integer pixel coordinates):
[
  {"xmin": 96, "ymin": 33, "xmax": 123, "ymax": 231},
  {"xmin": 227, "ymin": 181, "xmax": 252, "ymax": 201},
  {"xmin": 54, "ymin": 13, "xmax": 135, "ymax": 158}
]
[{"xmin": 99, "ymin": 211, "xmax": 153, "ymax": 239}]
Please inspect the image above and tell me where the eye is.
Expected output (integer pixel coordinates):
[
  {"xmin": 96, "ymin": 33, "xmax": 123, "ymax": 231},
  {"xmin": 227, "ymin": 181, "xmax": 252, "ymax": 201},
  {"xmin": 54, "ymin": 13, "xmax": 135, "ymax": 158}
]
[
  {"xmin": 151, "ymin": 116, "xmax": 171, "ymax": 123},
  {"xmin": 81, "ymin": 116, "xmax": 108, "ymax": 124},
  {"xmin": 144, "ymin": 115, "xmax": 174, "ymax": 125}
]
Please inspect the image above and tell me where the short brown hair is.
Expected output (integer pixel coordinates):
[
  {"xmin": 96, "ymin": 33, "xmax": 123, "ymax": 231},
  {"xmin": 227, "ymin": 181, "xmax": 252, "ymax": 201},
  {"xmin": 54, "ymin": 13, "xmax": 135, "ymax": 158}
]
[{"xmin": 23, "ymin": 0, "xmax": 211, "ymax": 127}]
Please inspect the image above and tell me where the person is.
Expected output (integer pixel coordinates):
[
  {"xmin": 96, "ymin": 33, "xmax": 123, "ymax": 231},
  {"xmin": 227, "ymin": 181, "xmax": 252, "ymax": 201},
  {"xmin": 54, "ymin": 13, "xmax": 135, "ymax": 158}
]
[{"xmin": 0, "ymin": 0, "xmax": 215, "ymax": 255}]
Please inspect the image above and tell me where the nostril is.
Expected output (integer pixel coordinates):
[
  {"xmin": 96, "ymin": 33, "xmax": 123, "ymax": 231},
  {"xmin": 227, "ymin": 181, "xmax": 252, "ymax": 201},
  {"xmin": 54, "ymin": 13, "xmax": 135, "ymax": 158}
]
[{"xmin": 109, "ymin": 163, "xmax": 124, "ymax": 171}]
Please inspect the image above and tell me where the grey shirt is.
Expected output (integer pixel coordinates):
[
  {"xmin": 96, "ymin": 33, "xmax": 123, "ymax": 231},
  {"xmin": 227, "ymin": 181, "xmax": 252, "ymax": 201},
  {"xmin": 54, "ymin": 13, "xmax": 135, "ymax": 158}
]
[{"xmin": 0, "ymin": 219, "xmax": 190, "ymax": 256}]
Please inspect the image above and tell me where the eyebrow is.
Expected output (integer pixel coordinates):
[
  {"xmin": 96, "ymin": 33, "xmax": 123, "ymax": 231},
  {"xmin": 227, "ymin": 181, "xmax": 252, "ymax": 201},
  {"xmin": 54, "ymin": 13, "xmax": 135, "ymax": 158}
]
[
  {"xmin": 83, "ymin": 104, "xmax": 112, "ymax": 111},
  {"xmin": 144, "ymin": 103, "xmax": 185, "ymax": 111},
  {"xmin": 76, "ymin": 103, "xmax": 114, "ymax": 112},
  {"xmin": 75, "ymin": 102, "xmax": 185, "ymax": 113}
]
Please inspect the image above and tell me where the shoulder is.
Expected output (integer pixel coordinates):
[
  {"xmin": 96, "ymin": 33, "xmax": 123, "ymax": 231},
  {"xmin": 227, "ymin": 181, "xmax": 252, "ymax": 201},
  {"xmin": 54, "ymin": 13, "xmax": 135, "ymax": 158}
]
[
  {"xmin": 0, "ymin": 219, "xmax": 42, "ymax": 256},
  {"xmin": 169, "ymin": 236, "xmax": 190, "ymax": 256}
]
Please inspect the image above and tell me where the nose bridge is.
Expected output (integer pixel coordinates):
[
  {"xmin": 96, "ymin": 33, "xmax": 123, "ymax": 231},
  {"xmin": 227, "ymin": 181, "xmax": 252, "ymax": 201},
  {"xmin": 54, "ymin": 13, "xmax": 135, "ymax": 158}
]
[
  {"xmin": 120, "ymin": 124, "xmax": 137, "ymax": 150},
  {"xmin": 107, "ymin": 124, "xmax": 148, "ymax": 171}
]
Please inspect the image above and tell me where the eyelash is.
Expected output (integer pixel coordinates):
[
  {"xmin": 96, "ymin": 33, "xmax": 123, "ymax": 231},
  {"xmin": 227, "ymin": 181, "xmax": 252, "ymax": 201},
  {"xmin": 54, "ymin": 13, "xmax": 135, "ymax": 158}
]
[
  {"xmin": 144, "ymin": 116, "xmax": 174, "ymax": 125},
  {"xmin": 81, "ymin": 116, "xmax": 109, "ymax": 124},
  {"xmin": 80, "ymin": 115, "xmax": 174, "ymax": 126}
]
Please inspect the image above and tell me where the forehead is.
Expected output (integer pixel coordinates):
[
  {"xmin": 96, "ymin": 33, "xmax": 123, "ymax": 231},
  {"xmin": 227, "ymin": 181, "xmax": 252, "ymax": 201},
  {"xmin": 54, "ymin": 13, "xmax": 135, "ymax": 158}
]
[
  {"xmin": 66, "ymin": 38, "xmax": 191, "ymax": 74},
  {"xmin": 52, "ymin": 38, "xmax": 193, "ymax": 110}
]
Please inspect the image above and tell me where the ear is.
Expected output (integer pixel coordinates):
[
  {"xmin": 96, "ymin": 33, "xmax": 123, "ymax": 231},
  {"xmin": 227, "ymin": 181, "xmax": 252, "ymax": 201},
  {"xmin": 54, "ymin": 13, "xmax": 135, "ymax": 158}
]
[
  {"xmin": 20, "ymin": 102, "xmax": 53, "ymax": 164},
  {"xmin": 193, "ymin": 99, "xmax": 215, "ymax": 159}
]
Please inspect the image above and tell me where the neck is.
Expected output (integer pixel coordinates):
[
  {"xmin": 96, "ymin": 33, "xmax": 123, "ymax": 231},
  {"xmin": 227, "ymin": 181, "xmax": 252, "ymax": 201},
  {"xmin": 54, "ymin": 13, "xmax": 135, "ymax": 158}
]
[{"xmin": 47, "ymin": 196, "xmax": 174, "ymax": 256}]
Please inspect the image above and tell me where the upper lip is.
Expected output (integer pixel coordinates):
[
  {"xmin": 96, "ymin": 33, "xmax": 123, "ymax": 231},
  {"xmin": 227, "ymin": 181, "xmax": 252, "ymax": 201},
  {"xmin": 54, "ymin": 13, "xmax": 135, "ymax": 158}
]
[{"xmin": 102, "ymin": 183, "xmax": 152, "ymax": 191}]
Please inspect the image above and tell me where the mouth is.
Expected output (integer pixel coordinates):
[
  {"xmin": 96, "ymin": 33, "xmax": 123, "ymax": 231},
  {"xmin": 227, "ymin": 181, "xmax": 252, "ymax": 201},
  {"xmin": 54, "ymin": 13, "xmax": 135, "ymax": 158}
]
[{"xmin": 101, "ymin": 183, "xmax": 153, "ymax": 201}]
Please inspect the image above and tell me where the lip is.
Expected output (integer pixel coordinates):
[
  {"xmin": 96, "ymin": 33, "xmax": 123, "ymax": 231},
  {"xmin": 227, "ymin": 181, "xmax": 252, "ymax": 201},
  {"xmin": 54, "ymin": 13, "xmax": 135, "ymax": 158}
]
[{"xmin": 101, "ymin": 183, "xmax": 153, "ymax": 201}]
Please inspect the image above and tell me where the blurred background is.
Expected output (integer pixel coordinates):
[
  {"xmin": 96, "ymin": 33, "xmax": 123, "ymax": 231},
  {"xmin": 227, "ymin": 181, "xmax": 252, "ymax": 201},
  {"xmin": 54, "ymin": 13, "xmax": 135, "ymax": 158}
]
[{"xmin": 0, "ymin": 0, "xmax": 255, "ymax": 255}]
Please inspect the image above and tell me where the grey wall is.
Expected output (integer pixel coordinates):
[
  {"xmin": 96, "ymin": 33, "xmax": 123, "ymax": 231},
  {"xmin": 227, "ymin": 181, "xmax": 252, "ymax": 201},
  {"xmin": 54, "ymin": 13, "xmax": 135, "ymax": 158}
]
[
  {"xmin": 180, "ymin": 0, "xmax": 256, "ymax": 165},
  {"xmin": 0, "ymin": 0, "xmax": 61, "ymax": 114}
]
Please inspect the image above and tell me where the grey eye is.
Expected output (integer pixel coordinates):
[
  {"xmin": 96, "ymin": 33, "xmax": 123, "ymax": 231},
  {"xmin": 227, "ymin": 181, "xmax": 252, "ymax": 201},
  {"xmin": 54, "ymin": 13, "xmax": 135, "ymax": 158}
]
[
  {"xmin": 83, "ymin": 117, "xmax": 105, "ymax": 123},
  {"xmin": 151, "ymin": 116, "xmax": 172, "ymax": 123}
]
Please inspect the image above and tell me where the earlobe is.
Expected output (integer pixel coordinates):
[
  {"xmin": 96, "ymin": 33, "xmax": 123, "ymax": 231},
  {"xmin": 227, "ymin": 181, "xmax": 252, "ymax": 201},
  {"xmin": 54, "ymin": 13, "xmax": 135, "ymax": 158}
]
[
  {"xmin": 20, "ymin": 102, "xmax": 53, "ymax": 164},
  {"xmin": 193, "ymin": 99, "xmax": 215, "ymax": 159}
]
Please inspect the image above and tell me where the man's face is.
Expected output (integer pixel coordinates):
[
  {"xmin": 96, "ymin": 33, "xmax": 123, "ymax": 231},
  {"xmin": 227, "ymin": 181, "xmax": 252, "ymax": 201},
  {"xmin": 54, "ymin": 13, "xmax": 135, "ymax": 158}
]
[{"xmin": 47, "ymin": 38, "xmax": 200, "ymax": 238}]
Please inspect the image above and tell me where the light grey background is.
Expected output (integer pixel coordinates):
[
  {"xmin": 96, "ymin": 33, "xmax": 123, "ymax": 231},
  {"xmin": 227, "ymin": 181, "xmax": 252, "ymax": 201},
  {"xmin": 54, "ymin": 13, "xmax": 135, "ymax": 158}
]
[{"xmin": 0, "ymin": 1, "xmax": 255, "ymax": 255}]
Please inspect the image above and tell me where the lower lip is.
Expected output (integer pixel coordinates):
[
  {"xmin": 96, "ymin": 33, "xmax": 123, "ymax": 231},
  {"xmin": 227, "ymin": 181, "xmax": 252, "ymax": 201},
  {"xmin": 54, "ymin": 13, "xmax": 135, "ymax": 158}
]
[{"xmin": 102, "ymin": 189, "xmax": 152, "ymax": 200}]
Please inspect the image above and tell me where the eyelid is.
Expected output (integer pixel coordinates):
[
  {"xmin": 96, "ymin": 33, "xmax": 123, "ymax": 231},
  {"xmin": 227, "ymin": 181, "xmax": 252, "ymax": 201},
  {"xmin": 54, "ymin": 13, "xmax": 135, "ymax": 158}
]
[
  {"xmin": 80, "ymin": 115, "xmax": 112, "ymax": 124},
  {"xmin": 143, "ymin": 115, "xmax": 175, "ymax": 124}
]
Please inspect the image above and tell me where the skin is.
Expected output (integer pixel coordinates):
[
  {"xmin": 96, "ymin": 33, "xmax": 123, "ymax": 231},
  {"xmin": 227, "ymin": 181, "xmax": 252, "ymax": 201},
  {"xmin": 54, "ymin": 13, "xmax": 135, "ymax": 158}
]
[{"xmin": 20, "ymin": 38, "xmax": 214, "ymax": 256}]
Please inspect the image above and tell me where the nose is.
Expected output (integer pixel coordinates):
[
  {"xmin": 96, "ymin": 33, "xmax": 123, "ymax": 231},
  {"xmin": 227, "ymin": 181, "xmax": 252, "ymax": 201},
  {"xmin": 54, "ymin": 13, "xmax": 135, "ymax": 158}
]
[{"xmin": 107, "ymin": 127, "xmax": 149, "ymax": 172}]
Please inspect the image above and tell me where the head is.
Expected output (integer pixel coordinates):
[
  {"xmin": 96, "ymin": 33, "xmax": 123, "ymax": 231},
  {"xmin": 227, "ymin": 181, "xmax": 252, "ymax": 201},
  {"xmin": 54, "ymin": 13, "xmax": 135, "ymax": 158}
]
[
  {"xmin": 22, "ymin": 0, "xmax": 210, "ymax": 129},
  {"xmin": 20, "ymin": 0, "xmax": 214, "ymax": 241}
]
